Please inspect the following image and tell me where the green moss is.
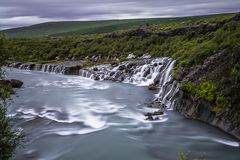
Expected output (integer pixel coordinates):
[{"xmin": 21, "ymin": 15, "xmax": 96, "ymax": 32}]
[
  {"xmin": 182, "ymin": 81, "xmax": 216, "ymax": 101},
  {"xmin": 197, "ymin": 81, "xmax": 217, "ymax": 101},
  {"xmin": 213, "ymin": 94, "xmax": 231, "ymax": 112},
  {"xmin": 231, "ymin": 64, "xmax": 240, "ymax": 83},
  {"xmin": 182, "ymin": 81, "xmax": 232, "ymax": 113},
  {"xmin": 148, "ymin": 84, "xmax": 158, "ymax": 90}
]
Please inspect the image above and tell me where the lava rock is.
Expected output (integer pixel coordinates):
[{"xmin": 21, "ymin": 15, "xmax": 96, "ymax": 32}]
[
  {"xmin": 145, "ymin": 115, "xmax": 154, "ymax": 121},
  {"xmin": 64, "ymin": 65, "xmax": 82, "ymax": 75},
  {"xmin": 94, "ymin": 75, "xmax": 100, "ymax": 80},
  {"xmin": 110, "ymin": 71, "xmax": 115, "ymax": 76},
  {"xmin": 153, "ymin": 111, "xmax": 164, "ymax": 115},
  {"xmin": 118, "ymin": 65, "xmax": 126, "ymax": 71},
  {"xmin": 93, "ymin": 67, "xmax": 98, "ymax": 71},
  {"xmin": 10, "ymin": 79, "xmax": 23, "ymax": 88}
]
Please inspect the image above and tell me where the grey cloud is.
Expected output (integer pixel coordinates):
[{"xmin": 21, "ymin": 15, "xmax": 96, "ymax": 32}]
[{"xmin": 0, "ymin": 0, "xmax": 240, "ymax": 30}]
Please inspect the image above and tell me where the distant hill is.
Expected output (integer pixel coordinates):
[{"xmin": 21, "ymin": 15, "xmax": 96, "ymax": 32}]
[{"xmin": 0, "ymin": 13, "xmax": 236, "ymax": 38}]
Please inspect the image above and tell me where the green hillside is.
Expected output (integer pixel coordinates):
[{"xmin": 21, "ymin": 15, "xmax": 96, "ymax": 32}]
[{"xmin": 0, "ymin": 13, "xmax": 235, "ymax": 38}]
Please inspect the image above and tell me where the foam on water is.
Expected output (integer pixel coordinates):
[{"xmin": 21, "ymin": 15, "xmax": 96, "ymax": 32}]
[
  {"xmin": 185, "ymin": 135, "xmax": 240, "ymax": 147},
  {"xmin": 6, "ymin": 67, "xmax": 240, "ymax": 160}
]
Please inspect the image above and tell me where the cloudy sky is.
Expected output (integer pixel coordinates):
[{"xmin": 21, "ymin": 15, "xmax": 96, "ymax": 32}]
[{"xmin": 0, "ymin": 0, "xmax": 239, "ymax": 30}]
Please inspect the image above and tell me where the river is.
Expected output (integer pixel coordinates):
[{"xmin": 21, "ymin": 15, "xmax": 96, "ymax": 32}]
[{"xmin": 6, "ymin": 68, "xmax": 240, "ymax": 160}]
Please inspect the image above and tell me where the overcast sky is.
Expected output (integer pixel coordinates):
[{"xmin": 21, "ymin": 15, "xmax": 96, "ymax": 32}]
[{"xmin": 0, "ymin": 0, "xmax": 239, "ymax": 30}]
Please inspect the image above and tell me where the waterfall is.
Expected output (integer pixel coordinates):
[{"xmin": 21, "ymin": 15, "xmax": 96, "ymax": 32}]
[
  {"xmin": 12, "ymin": 58, "xmax": 179, "ymax": 110},
  {"xmin": 14, "ymin": 63, "xmax": 66, "ymax": 74},
  {"xmin": 78, "ymin": 57, "xmax": 179, "ymax": 109}
]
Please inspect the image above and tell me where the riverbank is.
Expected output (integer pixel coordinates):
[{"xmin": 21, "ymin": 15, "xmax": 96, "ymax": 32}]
[
  {"xmin": 6, "ymin": 68, "xmax": 240, "ymax": 160},
  {"xmin": 9, "ymin": 52, "xmax": 240, "ymax": 140}
]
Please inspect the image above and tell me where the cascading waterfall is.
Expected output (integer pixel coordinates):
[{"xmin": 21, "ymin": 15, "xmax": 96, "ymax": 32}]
[
  {"xmin": 12, "ymin": 57, "xmax": 179, "ymax": 110},
  {"xmin": 78, "ymin": 57, "xmax": 179, "ymax": 110},
  {"xmin": 15, "ymin": 63, "xmax": 66, "ymax": 74}
]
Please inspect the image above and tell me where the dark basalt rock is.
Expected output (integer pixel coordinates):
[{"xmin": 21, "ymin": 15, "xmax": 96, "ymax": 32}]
[
  {"xmin": 144, "ymin": 110, "xmax": 164, "ymax": 117},
  {"xmin": 153, "ymin": 111, "xmax": 164, "ymax": 115},
  {"xmin": 145, "ymin": 115, "xmax": 154, "ymax": 121},
  {"xmin": 110, "ymin": 71, "xmax": 115, "ymax": 76},
  {"xmin": 10, "ymin": 79, "xmax": 23, "ymax": 88},
  {"xmin": 118, "ymin": 65, "xmax": 126, "ymax": 71},
  {"xmin": 93, "ymin": 67, "xmax": 98, "ymax": 71},
  {"xmin": 1, "ymin": 79, "xmax": 24, "ymax": 88},
  {"xmin": 176, "ymin": 49, "xmax": 240, "ymax": 140},
  {"xmin": 64, "ymin": 65, "xmax": 82, "ymax": 75},
  {"xmin": 94, "ymin": 75, "xmax": 100, "ymax": 80},
  {"xmin": 28, "ymin": 63, "xmax": 36, "ymax": 70}
]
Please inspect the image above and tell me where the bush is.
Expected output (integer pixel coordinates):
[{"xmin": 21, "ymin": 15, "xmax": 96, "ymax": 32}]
[
  {"xmin": 0, "ymin": 106, "xmax": 23, "ymax": 160},
  {"xmin": 0, "ymin": 35, "xmax": 23, "ymax": 160},
  {"xmin": 182, "ymin": 81, "xmax": 216, "ymax": 101}
]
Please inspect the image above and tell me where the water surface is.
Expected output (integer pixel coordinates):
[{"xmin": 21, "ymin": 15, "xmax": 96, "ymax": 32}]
[{"xmin": 6, "ymin": 69, "xmax": 240, "ymax": 160}]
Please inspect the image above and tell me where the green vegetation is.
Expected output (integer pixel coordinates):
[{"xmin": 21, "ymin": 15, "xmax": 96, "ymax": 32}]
[
  {"xmin": 5, "ymin": 13, "xmax": 240, "ymax": 72},
  {"xmin": 1, "ymin": 13, "xmax": 240, "ymax": 131},
  {"xmin": 231, "ymin": 64, "xmax": 240, "ymax": 82},
  {"xmin": 214, "ymin": 95, "xmax": 231, "ymax": 112},
  {"xmin": 1, "ymin": 13, "xmax": 234, "ymax": 38},
  {"xmin": 148, "ymin": 84, "xmax": 158, "ymax": 90},
  {"xmin": 0, "ymin": 35, "xmax": 22, "ymax": 160},
  {"xmin": 182, "ymin": 81, "xmax": 232, "ymax": 113},
  {"xmin": 182, "ymin": 81, "xmax": 217, "ymax": 101}
]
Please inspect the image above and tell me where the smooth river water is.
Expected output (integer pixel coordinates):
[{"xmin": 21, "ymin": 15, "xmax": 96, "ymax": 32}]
[{"xmin": 6, "ymin": 68, "xmax": 240, "ymax": 160}]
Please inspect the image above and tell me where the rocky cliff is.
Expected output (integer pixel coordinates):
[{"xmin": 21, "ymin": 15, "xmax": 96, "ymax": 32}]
[{"xmin": 175, "ymin": 48, "xmax": 240, "ymax": 139}]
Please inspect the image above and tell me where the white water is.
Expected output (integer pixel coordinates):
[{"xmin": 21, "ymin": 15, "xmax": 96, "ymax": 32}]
[
  {"xmin": 6, "ymin": 67, "xmax": 240, "ymax": 160},
  {"xmin": 15, "ymin": 57, "xmax": 179, "ymax": 110}
]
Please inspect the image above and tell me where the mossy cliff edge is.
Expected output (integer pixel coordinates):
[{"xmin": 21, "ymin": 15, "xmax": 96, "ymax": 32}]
[{"xmin": 176, "ymin": 48, "xmax": 240, "ymax": 139}]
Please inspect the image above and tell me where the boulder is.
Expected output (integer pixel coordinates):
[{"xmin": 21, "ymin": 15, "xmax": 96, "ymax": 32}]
[
  {"xmin": 145, "ymin": 115, "xmax": 154, "ymax": 121},
  {"xmin": 110, "ymin": 71, "xmax": 115, "ymax": 76},
  {"xmin": 118, "ymin": 65, "xmax": 126, "ymax": 71},
  {"xmin": 10, "ymin": 79, "xmax": 23, "ymax": 88},
  {"xmin": 93, "ymin": 67, "xmax": 98, "ymax": 71},
  {"xmin": 153, "ymin": 111, "xmax": 164, "ymax": 115}
]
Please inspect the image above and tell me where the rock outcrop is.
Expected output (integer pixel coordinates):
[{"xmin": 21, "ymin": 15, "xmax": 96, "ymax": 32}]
[
  {"xmin": 175, "ymin": 49, "xmax": 240, "ymax": 140},
  {"xmin": 0, "ymin": 79, "xmax": 23, "ymax": 88}
]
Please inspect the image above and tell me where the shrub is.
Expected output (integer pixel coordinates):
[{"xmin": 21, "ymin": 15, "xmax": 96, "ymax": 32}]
[
  {"xmin": 0, "ymin": 106, "xmax": 23, "ymax": 160},
  {"xmin": 181, "ymin": 81, "xmax": 216, "ymax": 101},
  {"xmin": 0, "ymin": 35, "xmax": 23, "ymax": 160},
  {"xmin": 212, "ymin": 94, "xmax": 231, "ymax": 112}
]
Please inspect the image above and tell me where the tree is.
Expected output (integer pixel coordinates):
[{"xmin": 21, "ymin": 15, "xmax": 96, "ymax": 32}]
[{"xmin": 0, "ymin": 34, "xmax": 22, "ymax": 160}]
